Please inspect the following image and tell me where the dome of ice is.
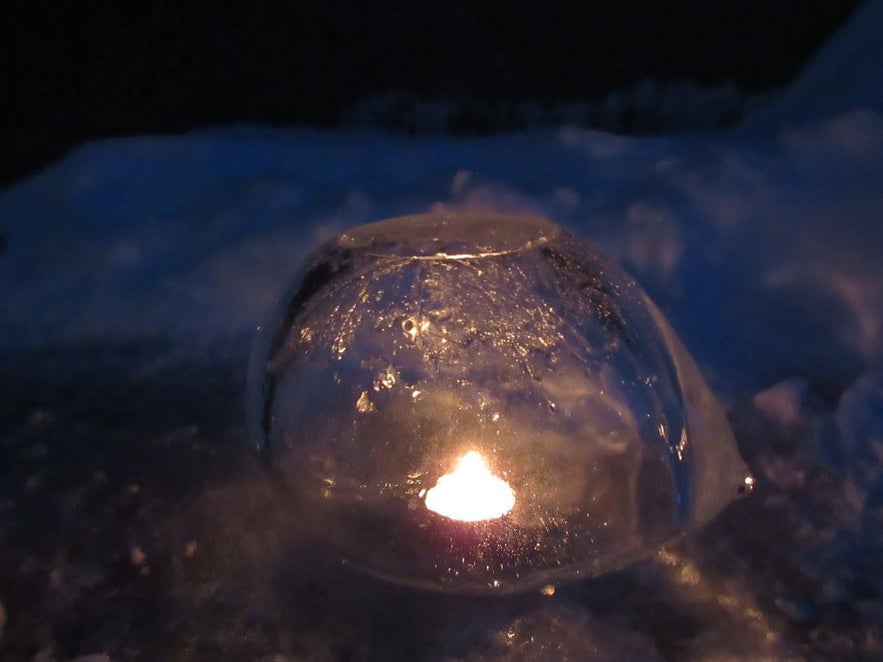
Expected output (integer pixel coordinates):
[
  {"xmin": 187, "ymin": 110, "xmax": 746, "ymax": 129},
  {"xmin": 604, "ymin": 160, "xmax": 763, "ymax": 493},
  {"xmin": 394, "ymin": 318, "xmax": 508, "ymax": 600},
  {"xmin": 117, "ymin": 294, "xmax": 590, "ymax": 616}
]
[{"xmin": 247, "ymin": 213, "xmax": 752, "ymax": 594}]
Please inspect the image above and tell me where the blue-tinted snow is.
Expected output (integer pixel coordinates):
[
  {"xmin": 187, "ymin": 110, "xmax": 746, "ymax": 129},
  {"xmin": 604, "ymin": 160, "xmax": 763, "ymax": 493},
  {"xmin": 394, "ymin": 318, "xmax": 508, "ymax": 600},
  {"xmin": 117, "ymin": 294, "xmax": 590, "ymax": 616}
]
[
  {"xmin": 0, "ymin": 2, "xmax": 881, "ymax": 659},
  {"xmin": 2, "ymin": 113, "xmax": 881, "ymax": 398},
  {"xmin": 743, "ymin": 0, "xmax": 883, "ymax": 130}
]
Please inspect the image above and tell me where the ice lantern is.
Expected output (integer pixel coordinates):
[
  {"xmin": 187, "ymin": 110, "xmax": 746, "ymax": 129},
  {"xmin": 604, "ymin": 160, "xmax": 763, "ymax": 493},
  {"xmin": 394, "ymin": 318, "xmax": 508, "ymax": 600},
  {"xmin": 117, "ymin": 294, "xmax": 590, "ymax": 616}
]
[{"xmin": 247, "ymin": 213, "xmax": 752, "ymax": 594}]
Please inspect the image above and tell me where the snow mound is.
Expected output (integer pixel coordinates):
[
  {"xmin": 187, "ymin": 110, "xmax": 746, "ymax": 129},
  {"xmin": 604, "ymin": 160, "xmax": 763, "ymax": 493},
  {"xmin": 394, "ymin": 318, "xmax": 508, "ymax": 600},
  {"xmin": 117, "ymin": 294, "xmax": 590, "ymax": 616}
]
[{"xmin": 744, "ymin": 0, "xmax": 883, "ymax": 128}]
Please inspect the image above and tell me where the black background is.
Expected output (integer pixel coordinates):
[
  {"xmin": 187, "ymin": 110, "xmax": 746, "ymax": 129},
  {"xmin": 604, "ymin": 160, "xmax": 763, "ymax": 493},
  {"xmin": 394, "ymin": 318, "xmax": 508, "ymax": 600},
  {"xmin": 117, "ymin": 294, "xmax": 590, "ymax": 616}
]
[{"xmin": 2, "ymin": 0, "xmax": 861, "ymax": 188}]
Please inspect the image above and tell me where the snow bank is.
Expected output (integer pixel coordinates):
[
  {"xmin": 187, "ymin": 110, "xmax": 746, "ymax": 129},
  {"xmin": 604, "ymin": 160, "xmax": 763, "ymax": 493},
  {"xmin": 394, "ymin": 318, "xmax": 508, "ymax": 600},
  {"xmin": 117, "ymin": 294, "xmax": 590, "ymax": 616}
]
[
  {"xmin": 2, "ymin": 111, "xmax": 881, "ymax": 400},
  {"xmin": 743, "ymin": 0, "xmax": 883, "ymax": 128}
]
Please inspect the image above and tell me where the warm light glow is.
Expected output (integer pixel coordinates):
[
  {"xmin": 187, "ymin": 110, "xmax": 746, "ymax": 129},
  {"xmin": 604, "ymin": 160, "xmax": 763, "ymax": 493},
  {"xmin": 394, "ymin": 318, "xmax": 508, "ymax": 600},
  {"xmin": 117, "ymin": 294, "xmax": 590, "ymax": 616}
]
[{"xmin": 424, "ymin": 451, "xmax": 515, "ymax": 521}]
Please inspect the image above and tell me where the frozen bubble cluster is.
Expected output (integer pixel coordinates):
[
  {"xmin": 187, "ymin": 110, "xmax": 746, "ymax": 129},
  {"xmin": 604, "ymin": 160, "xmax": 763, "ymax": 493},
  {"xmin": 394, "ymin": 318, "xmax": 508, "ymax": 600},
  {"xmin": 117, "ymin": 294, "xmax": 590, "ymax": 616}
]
[{"xmin": 247, "ymin": 213, "xmax": 752, "ymax": 594}]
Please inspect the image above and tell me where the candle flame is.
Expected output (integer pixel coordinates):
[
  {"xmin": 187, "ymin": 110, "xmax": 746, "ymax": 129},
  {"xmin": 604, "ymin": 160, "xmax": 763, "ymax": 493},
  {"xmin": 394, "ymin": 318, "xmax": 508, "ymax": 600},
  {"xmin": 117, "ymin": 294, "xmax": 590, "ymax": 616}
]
[{"xmin": 424, "ymin": 451, "xmax": 515, "ymax": 521}]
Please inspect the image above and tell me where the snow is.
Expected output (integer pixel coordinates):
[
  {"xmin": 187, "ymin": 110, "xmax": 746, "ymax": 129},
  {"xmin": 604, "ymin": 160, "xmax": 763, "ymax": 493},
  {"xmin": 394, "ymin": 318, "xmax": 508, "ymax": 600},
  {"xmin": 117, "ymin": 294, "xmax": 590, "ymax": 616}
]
[
  {"xmin": 4, "ymin": 111, "xmax": 882, "ymax": 406},
  {"xmin": 1, "ymin": 2, "xmax": 882, "ymax": 659},
  {"xmin": 837, "ymin": 370, "xmax": 883, "ymax": 490},
  {"xmin": 3, "ymin": 112, "xmax": 881, "ymax": 391},
  {"xmin": 343, "ymin": 79, "xmax": 745, "ymax": 135},
  {"xmin": 753, "ymin": 379, "xmax": 809, "ymax": 430},
  {"xmin": 742, "ymin": 0, "xmax": 883, "ymax": 130}
]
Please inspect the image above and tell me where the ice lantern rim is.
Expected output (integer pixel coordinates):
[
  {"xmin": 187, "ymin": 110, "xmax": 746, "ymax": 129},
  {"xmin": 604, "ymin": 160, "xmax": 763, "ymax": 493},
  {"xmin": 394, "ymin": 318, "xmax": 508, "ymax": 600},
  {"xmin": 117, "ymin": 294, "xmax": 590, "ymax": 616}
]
[
  {"xmin": 337, "ymin": 212, "xmax": 561, "ymax": 259},
  {"xmin": 247, "ymin": 212, "xmax": 754, "ymax": 594}
]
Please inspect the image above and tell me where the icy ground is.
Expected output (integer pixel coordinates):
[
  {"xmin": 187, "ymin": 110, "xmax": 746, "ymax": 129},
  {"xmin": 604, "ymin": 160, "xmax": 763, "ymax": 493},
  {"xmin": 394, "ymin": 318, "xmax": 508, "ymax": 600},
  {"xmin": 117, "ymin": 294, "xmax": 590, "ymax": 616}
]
[{"xmin": 1, "ymin": 2, "xmax": 882, "ymax": 660}]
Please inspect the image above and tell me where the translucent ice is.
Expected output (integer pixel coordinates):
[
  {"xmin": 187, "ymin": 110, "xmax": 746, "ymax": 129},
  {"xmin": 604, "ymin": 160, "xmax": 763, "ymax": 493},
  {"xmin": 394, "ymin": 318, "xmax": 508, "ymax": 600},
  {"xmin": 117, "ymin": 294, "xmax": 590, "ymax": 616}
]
[{"xmin": 247, "ymin": 213, "xmax": 752, "ymax": 594}]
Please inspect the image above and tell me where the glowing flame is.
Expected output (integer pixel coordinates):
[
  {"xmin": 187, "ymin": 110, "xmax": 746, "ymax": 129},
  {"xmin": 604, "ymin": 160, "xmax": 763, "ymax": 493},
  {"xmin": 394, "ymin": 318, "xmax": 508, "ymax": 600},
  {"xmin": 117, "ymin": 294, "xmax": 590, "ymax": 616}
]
[{"xmin": 423, "ymin": 451, "xmax": 515, "ymax": 521}]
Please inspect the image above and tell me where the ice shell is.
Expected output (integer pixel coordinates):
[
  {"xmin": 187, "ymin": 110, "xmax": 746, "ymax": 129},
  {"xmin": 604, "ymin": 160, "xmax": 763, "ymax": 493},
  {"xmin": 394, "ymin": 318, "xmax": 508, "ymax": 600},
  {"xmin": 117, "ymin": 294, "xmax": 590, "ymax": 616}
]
[{"xmin": 247, "ymin": 213, "xmax": 752, "ymax": 594}]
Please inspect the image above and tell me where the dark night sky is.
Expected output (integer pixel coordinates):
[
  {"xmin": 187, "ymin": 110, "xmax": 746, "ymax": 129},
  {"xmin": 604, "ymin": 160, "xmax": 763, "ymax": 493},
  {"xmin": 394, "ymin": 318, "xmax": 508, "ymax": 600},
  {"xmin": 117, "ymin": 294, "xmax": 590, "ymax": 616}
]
[{"xmin": 1, "ymin": 0, "xmax": 861, "ymax": 188}]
